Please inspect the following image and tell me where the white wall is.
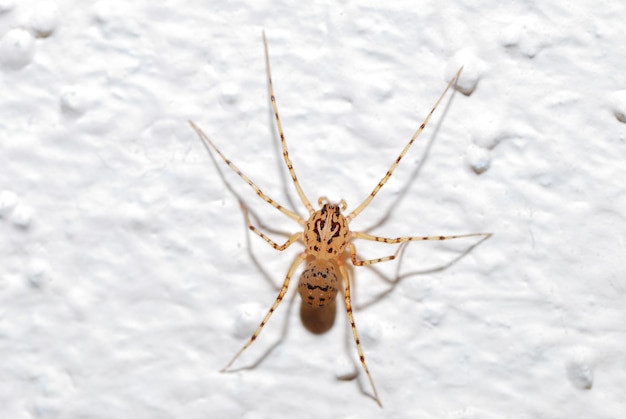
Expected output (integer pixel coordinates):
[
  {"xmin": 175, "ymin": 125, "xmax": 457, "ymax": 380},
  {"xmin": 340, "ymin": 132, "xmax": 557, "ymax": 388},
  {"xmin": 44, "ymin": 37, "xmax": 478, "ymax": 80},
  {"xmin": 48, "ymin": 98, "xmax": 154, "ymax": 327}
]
[{"xmin": 1, "ymin": 1, "xmax": 625, "ymax": 418}]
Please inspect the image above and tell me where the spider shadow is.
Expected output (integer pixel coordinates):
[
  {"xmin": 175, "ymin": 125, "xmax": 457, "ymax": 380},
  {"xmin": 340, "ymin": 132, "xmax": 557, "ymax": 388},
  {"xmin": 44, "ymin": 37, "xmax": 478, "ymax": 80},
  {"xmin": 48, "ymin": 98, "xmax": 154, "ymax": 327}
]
[
  {"xmin": 195, "ymin": 127, "xmax": 293, "ymax": 291},
  {"xmin": 225, "ymin": 283, "xmax": 300, "ymax": 372},
  {"xmin": 193, "ymin": 118, "xmax": 312, "ymax": 372},
  {"xmin": 355, "ymin": 233, "xmax": 492, "ymax": 311}
]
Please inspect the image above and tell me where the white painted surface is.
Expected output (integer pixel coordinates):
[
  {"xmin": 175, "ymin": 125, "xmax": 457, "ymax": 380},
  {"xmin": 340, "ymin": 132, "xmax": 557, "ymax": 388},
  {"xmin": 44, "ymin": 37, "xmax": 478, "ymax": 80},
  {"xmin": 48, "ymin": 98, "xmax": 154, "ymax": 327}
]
[{"xmin": 1, "ymin": 1, "xmax": 625, "ymax": 418}]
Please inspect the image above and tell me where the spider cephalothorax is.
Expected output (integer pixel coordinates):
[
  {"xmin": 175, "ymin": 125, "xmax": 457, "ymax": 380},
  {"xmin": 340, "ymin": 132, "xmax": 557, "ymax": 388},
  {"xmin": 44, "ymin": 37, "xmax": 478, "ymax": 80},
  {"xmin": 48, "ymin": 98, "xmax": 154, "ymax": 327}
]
[{"xmin": 303, "ymin": 199, "xmax": 349, "ymax": 259}]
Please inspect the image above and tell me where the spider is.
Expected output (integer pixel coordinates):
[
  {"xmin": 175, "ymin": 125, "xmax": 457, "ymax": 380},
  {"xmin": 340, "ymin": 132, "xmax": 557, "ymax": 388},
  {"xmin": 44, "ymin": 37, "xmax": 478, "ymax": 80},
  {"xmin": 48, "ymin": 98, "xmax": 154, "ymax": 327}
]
[{"xmin": 189, "ymin": 33, "xmax": 491, "ymax": 407}]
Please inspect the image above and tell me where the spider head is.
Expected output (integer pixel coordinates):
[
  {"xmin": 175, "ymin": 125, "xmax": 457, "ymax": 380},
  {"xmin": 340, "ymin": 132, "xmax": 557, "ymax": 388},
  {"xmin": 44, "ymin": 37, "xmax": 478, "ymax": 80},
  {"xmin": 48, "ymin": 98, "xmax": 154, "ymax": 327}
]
[{"xmin": 317, "ymin": 196, "xmax": 347, "ymax": 213}]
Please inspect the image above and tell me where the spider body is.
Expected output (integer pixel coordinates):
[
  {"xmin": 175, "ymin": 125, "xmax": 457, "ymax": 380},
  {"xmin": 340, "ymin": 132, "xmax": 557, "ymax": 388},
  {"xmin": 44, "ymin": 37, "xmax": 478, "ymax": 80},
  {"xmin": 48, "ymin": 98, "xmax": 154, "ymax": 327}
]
[{"xmin": 190, "ymin": 33, "xmax": 491, "ymax": 407}]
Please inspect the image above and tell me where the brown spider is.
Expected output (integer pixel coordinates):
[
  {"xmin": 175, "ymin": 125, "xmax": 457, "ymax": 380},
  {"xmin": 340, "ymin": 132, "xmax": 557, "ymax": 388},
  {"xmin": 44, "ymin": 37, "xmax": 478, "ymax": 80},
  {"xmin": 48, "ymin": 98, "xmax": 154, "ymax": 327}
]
[{"xmin": 190, "ymin": 33, "xmax": 491, "ymax": 407}]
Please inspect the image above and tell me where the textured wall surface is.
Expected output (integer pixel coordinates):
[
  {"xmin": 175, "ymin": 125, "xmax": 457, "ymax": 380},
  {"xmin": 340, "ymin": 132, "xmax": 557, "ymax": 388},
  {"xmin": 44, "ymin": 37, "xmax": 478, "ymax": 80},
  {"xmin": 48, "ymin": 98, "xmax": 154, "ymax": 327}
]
[{"xmin": 1, "ymin": 1, "xmax": 625, "ymax": 418}]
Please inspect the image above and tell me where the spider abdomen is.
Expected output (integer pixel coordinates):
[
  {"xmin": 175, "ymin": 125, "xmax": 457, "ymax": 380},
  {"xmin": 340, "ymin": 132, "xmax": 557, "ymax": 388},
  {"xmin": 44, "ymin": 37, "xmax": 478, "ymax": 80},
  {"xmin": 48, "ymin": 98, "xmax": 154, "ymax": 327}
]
[{"xmin": 298, "ymin": 259, "xmax": 340, "ymax": 308}]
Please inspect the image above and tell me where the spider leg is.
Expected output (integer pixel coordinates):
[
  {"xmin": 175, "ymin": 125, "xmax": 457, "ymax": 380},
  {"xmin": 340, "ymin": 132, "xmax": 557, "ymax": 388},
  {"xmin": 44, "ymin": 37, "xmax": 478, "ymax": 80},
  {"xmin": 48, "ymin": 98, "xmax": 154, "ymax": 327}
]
[
  {"xmin": 263, "ymin": 32, "xmax": 315, "ymax": 215},
  {"xmin": 222, "ymin": 252, "xmax": 307, "ymax": 371},
  {"xmin": 337, "ymin": 261, "xmax": 382, "ymax": 407},
  {"xmin": 348, "ymin": 242, "xmax": 409, "ymax": 267},
  {"xmin": 189, "ymin": 120, "xmax": 304, "ymax": 224},
  {"xmin": 240, "ymin": 200, "xmax": 302, "ymax": 251},
  {"xmin": 346, "ymin": 67, "xmax": 463, "ymax": 223},
  {"xmin": 352, "ymin": 230, "xmax": 492, "ymax": 244},
  {"xmin": 349, "ymin": 231, "xmax": 491, "ymax": 266}
]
